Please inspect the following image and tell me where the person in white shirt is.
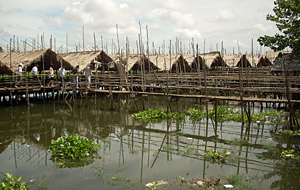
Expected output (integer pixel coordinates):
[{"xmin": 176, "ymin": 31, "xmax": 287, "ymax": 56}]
[
  {"xmin": 83, "ymin": 65, "xmax": 91, "ymax": 88},
  {"xmin": 58, "ymin": 66, "xmax": 66, "ymax": 87},
  {"xmin": 31, "ymin": 64, "xmax": 42, "ymax": 87},
  {"xmin": 15, "ymin": 63, "xmax": 23, "ymax": 87},
  {"xmin": 47, "ymin": 64, "xmax": 54, "ymax": 87}
]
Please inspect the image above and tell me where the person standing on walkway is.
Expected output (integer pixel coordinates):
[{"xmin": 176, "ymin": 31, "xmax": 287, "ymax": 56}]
[
  {"xmin": 71, "ymin": 65, "xmax": 79, "ymax": 88},
  {"xmin": 47, "ymin": 64, "xmax": 54, "ymax": 87},
  {"xmin": 58, "ymin": 65, "xmax": 66, "ymax": 87},
  {"xmin": 31, "ymin": 63, "xmax": 42, "ymax": 87},
  {"xmin": 83, "ymin": 65, "xmax": 91, "ymax": 88},
  {"xmin": 15, "ymin": 63, "xmax": 23, "ymax": 87}
]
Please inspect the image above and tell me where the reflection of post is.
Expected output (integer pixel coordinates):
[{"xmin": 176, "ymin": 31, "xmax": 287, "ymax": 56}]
[
  {"xmin": 140, "ymin": 131, "xmax": 145, "ymax": 183},
  {"xmin": 245, "ymin": 123, "xmax": 251, "ymax": 174},
  {"xmin": 203, "ymin": 116, "xmax": 209, "ymax": 179},
  {"xmin": 237, "ymin": 124, "xmax": 245, "ymax": 175},
  {"xmin": 151, "ymin": 119, "xmax": 170, "ymax": 168}
]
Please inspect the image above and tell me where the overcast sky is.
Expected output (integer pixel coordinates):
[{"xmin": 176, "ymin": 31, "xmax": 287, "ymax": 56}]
[{"xmin": 0, "ymin": 0, "xmax": 280, "ymax": 54}]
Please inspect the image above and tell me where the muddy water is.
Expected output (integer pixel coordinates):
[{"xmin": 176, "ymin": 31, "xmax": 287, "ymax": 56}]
[{"xmin": 0, "ymin": 96, "xmax": 299, "ymax": 189}]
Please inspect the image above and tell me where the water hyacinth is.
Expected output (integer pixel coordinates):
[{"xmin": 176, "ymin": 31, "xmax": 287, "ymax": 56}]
[{"xmin": 48, "ymin": 134, "xmax": 101, "ymax": 167}]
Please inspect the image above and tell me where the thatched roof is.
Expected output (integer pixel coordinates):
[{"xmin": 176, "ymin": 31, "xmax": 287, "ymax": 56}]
[
  {"xmin": 271, "ymin": 53, "xmax": 300, "ymax": 73},
  {"xmin": 60, "ymin": 51, "xmax": 100, "ymax": 72},
  {"xmin": 265, "ymin": 51, "xmax": 291, "ymax": 64},
  {"xmin": 0, "ymin": 61, "xmax": 13, "ymax": 75},
  {"xmin": 0, "ymin": 49, "xmax": 73, "ymax": 72},
  {"xmin": 223, "ymin": 54, "xmax": 251, "ymax": 68},
  {"xmin": 245, "ymin": 55, "xmax": 272, "ymax": 67},
  {"xmin": 148, "ymin": 55, "xmax": 174, "ymax": 71},
  {"xmin": 186, "ymin": 55, "xmax": 206, "ymax": 72},
  {"xmin": 201, "ymin": 52, "xmax": 227, "ymax": 69},
  {"xmin": 121, "ymin": 54, "xmax": 159, "ymax": 72},
  {"xmin": 170, "ymin": 55, "xmax": 191, "ymax": 73}
]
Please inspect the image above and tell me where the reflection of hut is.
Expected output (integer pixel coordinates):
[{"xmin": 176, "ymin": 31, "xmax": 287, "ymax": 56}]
[
  {"xmin": 121, "ymin": 54, "xmax": 159, "ymax": 73},
  {"xmin": 0, "ymin": 61, "xmax": 13, "ymax": 75},
  {"xmin": 0, "ymin": 49, "xmax": 73, "ymax": 72},
  {"xmin": 170, "ymin": 55, "xmax": 191, "ymax": 73},
  {"xmin": 271, "ymin": 53, "xmax": 300, "ymax": 75},
  {"xmin": 201, "ymin": 52, "xmax": 227, "ymax": 69}
]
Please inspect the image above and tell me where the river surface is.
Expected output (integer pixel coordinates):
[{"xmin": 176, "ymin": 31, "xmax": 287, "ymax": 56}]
[{"xmin": 0, "ymin": 96, "xmax": 299, "ymax": 189}]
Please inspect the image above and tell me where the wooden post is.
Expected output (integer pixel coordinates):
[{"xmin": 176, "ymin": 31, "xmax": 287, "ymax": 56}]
[{"xmin": 82, "ymin": 26, "xmax": 85, "ymax": 51}]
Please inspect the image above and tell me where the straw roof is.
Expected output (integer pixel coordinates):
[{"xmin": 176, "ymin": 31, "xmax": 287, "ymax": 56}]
[
  {"xmin": 148, "ymin": 55, "xmax": 174, "ymax": 71},
  {"xmin": 201, "ymin": 52, "xmax": 227, "ymax": 69},
  {"xmin": 170, "ymin": 54, "xmax": 191, "ymax": 73},
  {"xmin": 223, "ymin": 54, "xmax": 251, "ymax": 68},
  {"xmin": 60, "ymin": 51, "xmax": 100, "ymax": 72},
  {"xmin": 0, "ymin": 61, "xmax": 13, "ymax": 75},
  {"xmin": 0, "ymin": 49, "xmax": 73, "ymax": 72},
  {"xmin": 223, "ymin": 54, "xmax": 243, "ymax": 68},
  {"xmin": 265, "ymin": 51, "xmax": 291, "ymax": 64},
  {"xmin": 121, "ymin": 54, "xmax": 159, "ymax": 72},
  {"xmin": 271, "ymin": 53, "xmax": 300, "ymax": 73}
]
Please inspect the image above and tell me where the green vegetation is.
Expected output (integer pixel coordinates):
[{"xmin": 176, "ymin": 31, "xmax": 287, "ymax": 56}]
[
  {"xmin": 227, "ymin": 174, "xmax": 257, "ymax": 190},
  {"xmin": 131, "ymin": 109, "xmax": 186, "ymax": 123},
  {"xmin": 204, "ymin": 146, "xmax": 229, "ymax": 163},
  {"xmin": 275, "ymin": 130, "xmax": 299, "ymax": 136},
  {"xmin": 258, "ymin": 0, "xmax": 300, "ymax": 54},
  {"xmin": 188, "ymin": 106, "xmax": 286, "ymax": 124},
  {"xmin": 188, "ymin": 108, "xmax": 206, "ymax": 122},
  {"xmin": 48, "ymin": 134, "xmax": 100, "ymax": 168},
  {"xmin": 281, "ymin": 149, "xmax": 300, "ymax": 161},
  {"xmin": 0, "ymin": 173, "xmax": 30, "ymax": 190}
]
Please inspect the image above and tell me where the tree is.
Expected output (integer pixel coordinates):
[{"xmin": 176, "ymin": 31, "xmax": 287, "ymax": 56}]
[{"xmin": 258, "ymin": 0, "xmax": 300, "ymax": 55}]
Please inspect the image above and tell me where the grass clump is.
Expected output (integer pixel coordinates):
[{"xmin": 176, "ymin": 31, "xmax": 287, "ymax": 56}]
[{"xmin": 48, "ymin": 134, "xmax": 100, "ymax": 168}]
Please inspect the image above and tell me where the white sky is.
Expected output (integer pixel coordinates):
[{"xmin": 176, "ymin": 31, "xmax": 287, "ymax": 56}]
[{"xmin": 0, "ymin": 0, "xmax": 279, "ymax": 54}]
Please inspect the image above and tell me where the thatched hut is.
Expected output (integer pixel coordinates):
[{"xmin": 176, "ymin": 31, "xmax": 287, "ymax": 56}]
[
  {"xmin": 223, "ymin": 54, "xmax": 251, "ymax": 68},
  {"xmin": 0, "ymin": 49, "xmax": 73, "ymax": 72},
  {"xmin": 185, "ymin": 55, "xmax": 207, "ymax": 72},
  {"xmin": 245, "ymin": 55, "xmax": 271, "ymax": 67},
  {"xmin": 0, "ymin": 61, "xmax": 13, "ymax": 75},
  {"xmin": 265, "ymin": 51, "xmax": 291, "ymax": 64},
  {"xmin": 61, "ymin": 51, "xmax": 122, "ymax": 73},
  {"xmin": 170, "ymin": 55, "xmax": 191, "ymax": 73},
  {"xmin": 201, "ymin": 52, "xmax": 227, "ymax": 69},
  {"xmin": 223, "ymin": 54, "xmax": 243, "ymax": 68},
  {"xmin": 148, "ymin": 55, "xmax": 173, "ymax": 71},
  {"xmin": 121, "ymin": 54, "xmax": 159, "ymax": 73},
  {"xmin": 271, "ymin": 53, "xmax": 300, "ymax": 75}
]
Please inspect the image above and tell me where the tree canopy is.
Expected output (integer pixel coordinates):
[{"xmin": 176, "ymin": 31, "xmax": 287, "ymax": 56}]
[{"xmin": 258, "ymin": 0, "xmax": 300, "ymax": 55}]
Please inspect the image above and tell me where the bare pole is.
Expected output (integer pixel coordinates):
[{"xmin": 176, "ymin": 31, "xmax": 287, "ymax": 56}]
[
  {"xmin": 50, "ymin": 35, "xmax": 52, "ymax": 50},
  {"xmin": 54, "ymin": 38, "xmax": 56, "ymax": 52},
  {"xmin": 66, "ymin": 33, "xmax": 68, "ymax": 53},
  {"xmin": 82, "ymin": 26, "xmax": 85, "ymax": 51},
  {"xmin": 203, "ymin": 39, "xmax": 206, "ymax": 54},
  {"xmin": 116, "ymin": 24, "xmax": 120, "ymax": 54},
  {"xmin": 9, "ymin": 38, "xmax": 12, "ymax": 69},
  {"xmin": 101, "ymin": 35, "xmax": 103, "ymax": 51},
  {"xmin": 94, "ymin": 32, "xmax": 96, "ymax": 52}
]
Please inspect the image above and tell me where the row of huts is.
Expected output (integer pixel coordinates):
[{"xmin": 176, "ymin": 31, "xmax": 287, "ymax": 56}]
[{"xmin": 0, "ymin": 49, "xmax": 287, "ymax": 75}]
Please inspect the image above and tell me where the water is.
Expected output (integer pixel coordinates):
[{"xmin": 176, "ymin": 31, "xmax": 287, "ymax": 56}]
[{"xmin": 0, "ymin": 96, "xmax": 299, "ymax": 189}]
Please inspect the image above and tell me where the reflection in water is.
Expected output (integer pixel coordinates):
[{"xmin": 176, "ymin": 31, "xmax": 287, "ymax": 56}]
[{"xmin": 0, "ymin": 96, "xmax": 299, "ymax": 189}]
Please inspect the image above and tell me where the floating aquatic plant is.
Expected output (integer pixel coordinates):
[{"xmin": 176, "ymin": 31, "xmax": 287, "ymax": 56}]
[
  {"xmin": 131, "ymin": 109, "xmax": 186, "ymax": 123},
  {"xmin": 48, "ymin": 134, "xmax": 100, "ymax": 168},
  {"xmin": 0, "ymin": 173, "xmax": 30, "ymax": 190}
]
